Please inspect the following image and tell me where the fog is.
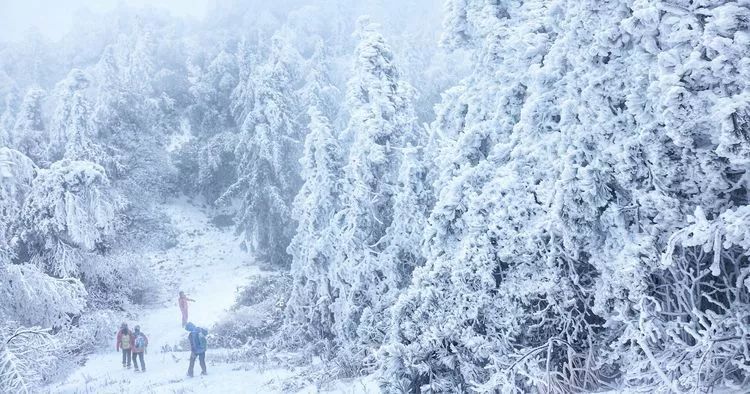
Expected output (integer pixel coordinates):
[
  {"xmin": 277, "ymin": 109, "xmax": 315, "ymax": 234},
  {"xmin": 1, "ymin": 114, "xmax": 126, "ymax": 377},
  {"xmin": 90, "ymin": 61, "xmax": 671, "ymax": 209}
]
[{"xmin": 1, "ymin": 0, "xmax": 215, "ymax": 42}]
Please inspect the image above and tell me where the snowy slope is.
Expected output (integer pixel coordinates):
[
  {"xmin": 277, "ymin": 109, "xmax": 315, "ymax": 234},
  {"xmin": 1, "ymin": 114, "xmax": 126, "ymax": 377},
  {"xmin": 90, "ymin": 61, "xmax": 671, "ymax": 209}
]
[{"xmin": 46, "ymin": 198, "xmax": 377, "ymax": 394}]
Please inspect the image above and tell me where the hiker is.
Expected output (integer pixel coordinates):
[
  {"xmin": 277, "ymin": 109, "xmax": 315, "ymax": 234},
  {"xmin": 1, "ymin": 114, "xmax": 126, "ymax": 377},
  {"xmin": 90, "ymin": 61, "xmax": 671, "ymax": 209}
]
[
  {"xmin": 178, "ymin": 291, "xmax": 195, "ymax": 327},
  {"xmin": 185, "ymin": 322, "xmax": 208, "ymax": 377},
  {"xmin": 115, "ymin": 323, "xmax": 133, "ymax": 368},
  {"xmin": 131, "ymin": 325, "xmax": 149, "ymax": 372}
]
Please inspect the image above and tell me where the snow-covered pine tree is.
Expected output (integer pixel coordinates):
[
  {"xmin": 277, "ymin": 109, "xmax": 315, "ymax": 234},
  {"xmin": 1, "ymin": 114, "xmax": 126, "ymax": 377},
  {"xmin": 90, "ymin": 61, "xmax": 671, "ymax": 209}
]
[
  {"xmin": 604, "ymin": 1, "xmax": 750, "ymax": 390},
  {"xmin": 182, "ymin": 44, "xmax": 241, "ymax": 202},
  {"xmin": 0, "ymin": 151, "xmax": 87, "ymax": 393},
  {"xmin": 285, "ymin": 106, "xmax": 344, "ymax": 348},
  {"xmin": 48, "ymin": 69, "xmax": 106, "ymax": 165},
  {"xmin": 188, "ymin": 45, "xmax": 239, "ymax": 138},
  {"xmin": 384, "ymin": 0, "xmax": 750, "ymax": 392},
  {"xmin": 10, "ymin": 88, "xmax": 47, "ymax": 165},
  {"xmin": 0, "ymin": 148, "xmax": 36, "ymax": 262},
  {"xmin": 20, "ymin": 160, "xmax": 116, "ymax": 278},
  {"xmin": 327, "ymin": 16, "xmax": 419, "ymax": 367},
  {"xmin": 125, "ymin": 27, "xmax": 157, "ymax": 98},
  {"xmin": 358, "ymin": 145, "xmax": 431, "ymax": 353},
  {"xmin": 381, "ymin": 0, "xmax": 608, "ymax": 391},
  {"xmin": 221, "ymin": 32, "xmax": 304, "ymax": 267},
  {"xmin": 0, "ymin": 90, "xmax": 20, "ymax": 148},
  {"xmin": 229, "ymin": 37, "xmax": 259, "ymax": 128},
  {"xmin": 93, "ymin": 43, "xmax": 172, "ymax": 201},
  {"xmin": 296, "ymin": 39, "xmax": 341, "ymax": 124}
]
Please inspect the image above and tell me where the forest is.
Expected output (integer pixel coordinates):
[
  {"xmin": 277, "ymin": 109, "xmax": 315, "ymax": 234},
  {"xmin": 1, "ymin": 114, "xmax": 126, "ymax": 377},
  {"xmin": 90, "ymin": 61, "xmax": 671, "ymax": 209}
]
[{"xmin": 1, "ymin": 0, "xmax": 750, "ymax": 393}]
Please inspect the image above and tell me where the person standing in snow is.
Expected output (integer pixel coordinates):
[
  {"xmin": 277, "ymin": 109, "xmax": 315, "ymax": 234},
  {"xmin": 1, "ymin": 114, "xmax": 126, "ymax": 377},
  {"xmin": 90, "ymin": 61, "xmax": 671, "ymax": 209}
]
[
  {"xmin": 131, "ymin": 325, "xmax": 149, "ymax": 372},
  {"xmin": 185, "ymin": 322, "xmax": 208, "ymax": 377},
  {"xmin": 178, "ymin": 291, "xmax": 195, "ymax": 327},
  {"xmin": 116, "ymin": 323, "xmax": 134, "ymax": 368}
]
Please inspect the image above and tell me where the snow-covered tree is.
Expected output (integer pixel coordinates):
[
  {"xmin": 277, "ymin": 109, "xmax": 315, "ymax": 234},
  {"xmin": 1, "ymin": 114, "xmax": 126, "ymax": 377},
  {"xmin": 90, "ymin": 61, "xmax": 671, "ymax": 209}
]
[
  {"xmin": 221, "ymin": 32, "xmax": 304, "ymax": 267},
  {"xmin": 328, "ymin": 16, "xmax": 419, "ymax": 364},
  {"xmin": 93, "ymin": 44, "xmax": 172, "ymax": 200},
  {"xmin": 296, "ymin": 40, "xmax": 341, "ymax": 123},
  {"xmin": 285, "ymin": 106, "xmax": 344, "ymax": 346},
  {"xmin": 191, "ymin": 131, "xmax": 239, "ymax": 202},
  {"xmin": 20, "ymin": 160, "xmax": 116, "ymax": 277},
  {"xmin": 0, "ymin": 325, "xmax": 58, "ymax": 394},
  {"xmin": 188, "ymin": 46, "xmax": 239, "ymax": 137},
  {"xmin": 0, "ymin": 90, "xmax": 20, "ymax": 148},
  {"xmin": 48, "ymin": 69, "xmax": 106, "ymax": 165},
  {"xmin": 382, "ymin": 0, "xmax": 750, "ymax": 392},
  {"xmin": 357, "ymin": 146, "xmax": 431, "ymax": 347},
  {"xmin": 0, "ymin": 264, "xmax": 86, "ymax": 328},
  {"xmin": 10, "ymin": 88, "xmax": 46, "ymax": 164},
  {"xmin": 229, "ymin": 37, "xmax": 260, "ymax": 128},
  {"xmin": 0, "ymin": 148, "xmax": 36, "ymax": 262}
]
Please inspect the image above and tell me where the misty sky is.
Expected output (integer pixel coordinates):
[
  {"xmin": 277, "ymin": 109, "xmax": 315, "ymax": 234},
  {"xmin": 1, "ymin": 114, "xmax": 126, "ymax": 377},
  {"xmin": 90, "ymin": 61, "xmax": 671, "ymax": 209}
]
[{"xmin": 0, "ymin": 0, "xmax": 215, "ymax": 42}]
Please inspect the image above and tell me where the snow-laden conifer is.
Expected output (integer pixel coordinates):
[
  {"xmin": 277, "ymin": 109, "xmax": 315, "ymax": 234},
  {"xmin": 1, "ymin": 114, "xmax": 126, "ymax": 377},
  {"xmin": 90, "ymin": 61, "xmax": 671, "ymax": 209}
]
[
  {"xmin": 21, "ymin": 160, "xmax": 116, "ymax": 277},
  {"xmin": 222, "ymin": 32, "xmax": 304, "ymax": 267},
  {"xmin": 285, "ymin": 106, "xmax": 344, "ymax": 347}
]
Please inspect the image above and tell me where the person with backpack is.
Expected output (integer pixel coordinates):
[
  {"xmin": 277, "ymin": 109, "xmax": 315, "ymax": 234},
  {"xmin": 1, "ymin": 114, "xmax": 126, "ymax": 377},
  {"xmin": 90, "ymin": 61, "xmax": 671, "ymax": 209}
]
[
  {"xmin": 184, "ymin": 322, "xmax": 208, "ymax": 377},
  {"xmin": 131, "ymin": 325, "xmax": 149, "ymax": 372},
  {"xmin": 115, "ymin": 323, "xmax": 134, "ymax": 368},
  {"xmin": 178, "ymin": 291, "xmax": 195, "ymax": 327}
]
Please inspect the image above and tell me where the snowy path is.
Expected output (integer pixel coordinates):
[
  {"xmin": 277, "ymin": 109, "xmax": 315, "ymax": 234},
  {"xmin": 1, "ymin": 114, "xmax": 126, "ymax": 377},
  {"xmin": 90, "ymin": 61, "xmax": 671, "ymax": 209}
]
[
  {"xmin": 46, "ymin": 199, "xmax": 287, "ymax": 393},
  {"xmin": 47, "ymin": 198, "xmax": 377, "ymax": 394}
]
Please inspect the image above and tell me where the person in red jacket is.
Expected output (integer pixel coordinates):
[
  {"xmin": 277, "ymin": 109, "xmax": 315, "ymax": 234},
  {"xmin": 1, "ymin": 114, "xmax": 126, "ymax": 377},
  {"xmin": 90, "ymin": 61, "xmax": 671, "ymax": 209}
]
[
  {"xmin": 178, "ymin": 291, "xmax": 195, "ymax": 327},
  {"xmin": 131, "ymin": 325, "xmax": 149, "ymax": 372},
  {"xmin": 116, "ymin": 323, "xmax": 134, "ymax": 368}
]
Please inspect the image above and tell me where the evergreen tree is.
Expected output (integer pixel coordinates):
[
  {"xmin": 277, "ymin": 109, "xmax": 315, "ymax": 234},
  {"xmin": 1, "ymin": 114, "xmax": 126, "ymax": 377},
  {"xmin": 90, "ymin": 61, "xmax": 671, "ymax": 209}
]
[
  {"xmin": 20, "ymin": 160, "xmax": 116, "ymax": 278},
  {"xmin": 285, "ymin": 106, "xmax": 344, "ymax": 346},
  {"xmin": 221, "ymin": 32, "xmax": 303, "ymax": 267},
  {"xmin": 0, "ymin": 148, "xmax": 36, "ymax": 262},
  {"xmin": 48, "ymin": 70, "xmax": 106, "ymax": 165},
  {"xmin": 296, "ymin": 40, "xmax": 341, "ymax": 123},
  {"xmin": 10, "ymin": 88, "xmax": 46, "ymax": 164},
  {"xmin": 0, "ymin": 90, "xmax": 20, "ymax": 148},
  {"xmin": 188, "ymin": 46, "xmax": 239, "ymax": 138},
  {"xmin": 93, "ymin": 44, "xmax": 171, "ymax": 200},
  {"xmin": 383, "ymin": 0, "xmax": 750, "ymax": 392},
  {"xmin": 328, "ymin": 16, "xmax": 418, "ymax": 362}
]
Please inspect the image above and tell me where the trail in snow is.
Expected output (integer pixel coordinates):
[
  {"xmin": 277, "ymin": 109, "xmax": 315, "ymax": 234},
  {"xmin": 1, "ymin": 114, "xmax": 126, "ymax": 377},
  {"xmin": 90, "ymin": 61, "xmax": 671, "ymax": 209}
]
[
  {"xmin": 47, "ymin": 198, "xmax": 283, "ymax": 393},
  {"xmin": 48, "ymin": 198, "xmax": 378, "ymax": 394}
]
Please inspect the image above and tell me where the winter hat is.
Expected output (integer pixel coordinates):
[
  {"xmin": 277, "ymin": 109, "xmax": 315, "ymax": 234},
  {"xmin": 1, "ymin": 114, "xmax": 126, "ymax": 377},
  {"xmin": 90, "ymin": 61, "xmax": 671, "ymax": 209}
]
[
  {"xmin": 134, "ymin": 325, "xmax": 141, "ymax": 332},
  {"xmin": 185, "ymin": 322, "xmax": 196, "ymax": 331}
]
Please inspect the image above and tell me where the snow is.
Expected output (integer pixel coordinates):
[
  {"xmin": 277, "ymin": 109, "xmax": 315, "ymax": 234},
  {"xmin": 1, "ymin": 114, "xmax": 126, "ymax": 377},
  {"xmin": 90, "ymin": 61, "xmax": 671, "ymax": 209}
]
[
  {"xmin": 167, "ymin": 118, "xmax": 193, "ymax": 154},
  {"xmin": 46, "ymin": 198, "xmax": 376, "ymax": 394},
  {"xmin": 4, "ymin": 0, "xmax": 747, "ymax": 391}
]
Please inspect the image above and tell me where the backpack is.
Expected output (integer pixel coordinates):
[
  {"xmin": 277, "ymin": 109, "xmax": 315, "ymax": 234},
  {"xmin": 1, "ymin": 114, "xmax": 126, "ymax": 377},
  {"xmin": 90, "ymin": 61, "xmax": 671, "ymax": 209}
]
[
  {"xmin": 135, "ymin": 334, "xmax": 146, "ymax": 349},
  {"xmin": 195, "ymin": 328, "xmax": 208, "ymax": 352},
  {"xmin": 120, "ymin": 331, "xmax": 131, "ymax": 349}
]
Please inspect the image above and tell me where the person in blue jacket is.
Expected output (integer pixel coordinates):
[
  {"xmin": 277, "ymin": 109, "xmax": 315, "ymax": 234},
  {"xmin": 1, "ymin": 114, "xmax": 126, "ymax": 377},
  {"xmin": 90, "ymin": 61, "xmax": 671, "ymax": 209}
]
[{"xmin": 185, "ymin": 322, "xmax": 208, "ymax": 377}]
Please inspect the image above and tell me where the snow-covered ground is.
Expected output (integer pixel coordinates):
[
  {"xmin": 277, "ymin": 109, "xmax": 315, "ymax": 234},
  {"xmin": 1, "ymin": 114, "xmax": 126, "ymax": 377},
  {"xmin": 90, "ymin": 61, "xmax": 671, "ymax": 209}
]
[{"xmin": 46, "ymin": 199, "xmax": 377, "ymax": 394}]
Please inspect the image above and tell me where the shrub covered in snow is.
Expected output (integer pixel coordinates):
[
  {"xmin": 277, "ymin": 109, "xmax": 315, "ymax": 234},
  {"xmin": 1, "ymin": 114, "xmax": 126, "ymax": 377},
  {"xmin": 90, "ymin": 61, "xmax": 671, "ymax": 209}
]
[
  {"xmin": 0, "ymin": 324, "xmax": 58, "ymax": 394},
  {"xmin": 211, "ymin": 274, "xmax": 291, "ymax": 349}
]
